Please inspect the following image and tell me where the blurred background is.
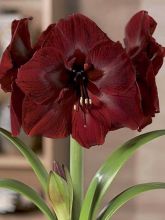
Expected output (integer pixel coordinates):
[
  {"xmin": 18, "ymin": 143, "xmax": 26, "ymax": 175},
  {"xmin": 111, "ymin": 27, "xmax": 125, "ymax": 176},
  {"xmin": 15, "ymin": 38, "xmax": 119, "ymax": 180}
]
[{"xmin": 0, "ymin": 0, "xmax": 165, "ymax": 220}]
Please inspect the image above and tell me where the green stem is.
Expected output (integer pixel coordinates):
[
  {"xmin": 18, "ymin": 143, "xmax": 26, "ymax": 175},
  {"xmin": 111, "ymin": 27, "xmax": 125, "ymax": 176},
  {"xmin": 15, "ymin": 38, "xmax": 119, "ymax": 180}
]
[{"xmin": 70, "ymin": 137, "xmax": 84, "ymax": 220}]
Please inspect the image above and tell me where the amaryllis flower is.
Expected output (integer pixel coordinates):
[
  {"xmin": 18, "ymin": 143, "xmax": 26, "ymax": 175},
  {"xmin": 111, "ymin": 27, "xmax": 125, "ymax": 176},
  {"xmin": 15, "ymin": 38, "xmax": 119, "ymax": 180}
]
[
  {"xmin": 124, "ymin": 11, "xmax": 165, "ymax": 129},
  {"xmin": 17, "ymin": 13, "xmax": 144, "ymax": 148},
  {"xmin": 0, "ymin": 18, "xmax": 33, "ymax": 135}
]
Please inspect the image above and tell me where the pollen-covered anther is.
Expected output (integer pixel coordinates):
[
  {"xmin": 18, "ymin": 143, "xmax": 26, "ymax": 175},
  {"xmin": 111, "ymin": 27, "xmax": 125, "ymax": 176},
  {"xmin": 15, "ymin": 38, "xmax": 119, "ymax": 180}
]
[
  {"xmin": 89, "ymin": 99, "xmax": 92, "ymax": 105},
  {"xmin": 80, "ymin": 97, "xmax": 92, "ymax": 106},
  {"xmin": 80, "ymin": 97, "xmax": 83, "ymax": 106},
  {"xmin": 85, "ymin": 98, "xmax": 88, "ymax": 105},
  {"xmin": 85, "ymin": 98, "xmax": 92, "ymax": 105}
]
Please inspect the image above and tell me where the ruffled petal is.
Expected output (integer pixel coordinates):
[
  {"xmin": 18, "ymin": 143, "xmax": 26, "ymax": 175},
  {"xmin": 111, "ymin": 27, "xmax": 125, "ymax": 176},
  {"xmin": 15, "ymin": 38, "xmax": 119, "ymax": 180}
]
[
  {"xmin": 124, "ymin": 11, "xmax": 164, "ymax": 75},
  {"xmin": 72, "ymin": 106, "xmax": 109, "ymax": 148},
  {"xmin": 10, "ymin": 84, "xmax": 24, "ymax": 136},
  {"xmin": 0, "ymin": 49, "xmax": 15, "ymax": 92},
  {"xmin": 133, "ymin": 52, "xmax": 159, "ymax": 116},
  {"xmin": 124, "ymin": 11, "xmax": 164, "ymax": 130},
  {"xmin": 0, "ymin": 18, "xmax": 32, "ymax": 92},
  {"xmin": 99, "ymin": 83, "xmax": 143, "ymax": 130},
  {"xmin": 22, "ymin": 90, "xmax": 76, "ymax": 138},
  {"xmin": 17, "ymin": 47, "xmax": 68, "ymax": 104},
  {"xmin": 86, "ymin": 41, "xmax": 135, "ymax": 92},
  {"xmin": 147, "ymin": 38, "xmax": 164, "ymax": 75},
  {"xmin": 34, "ymin": 23, "xmax": 56, "ymax": 49},
  {"xmin": 39, "ymin": 13, "xmax": 110, "ymax": 58},
  {"xmin": 124, "ymin": 10, "xmax": 157, "ymax": 56},
  {"xmin": 10, "ymin": 17, "xmax": 32, "ymax": 66}
]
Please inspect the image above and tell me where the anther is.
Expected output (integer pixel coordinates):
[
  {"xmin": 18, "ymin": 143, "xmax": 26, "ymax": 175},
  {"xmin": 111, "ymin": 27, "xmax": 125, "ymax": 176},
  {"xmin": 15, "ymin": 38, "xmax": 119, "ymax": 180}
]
[
  {"xmin": 89, "ymin": 99, "xmax": 92, "ymax": 105},
  {"xmin": 80, "ymin": 97, "xmax": 83, "ymax": 106},
  {"xmin": 85, "ymin": 98, "xmax": 88, "ymax": 105}
]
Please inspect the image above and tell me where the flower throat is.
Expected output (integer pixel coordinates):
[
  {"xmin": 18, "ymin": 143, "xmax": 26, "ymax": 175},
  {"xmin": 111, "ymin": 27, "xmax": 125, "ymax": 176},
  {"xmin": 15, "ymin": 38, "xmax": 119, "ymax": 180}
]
[{"xmin": 71, "ymin": 64, "xmax": 92, "ymax": 110}]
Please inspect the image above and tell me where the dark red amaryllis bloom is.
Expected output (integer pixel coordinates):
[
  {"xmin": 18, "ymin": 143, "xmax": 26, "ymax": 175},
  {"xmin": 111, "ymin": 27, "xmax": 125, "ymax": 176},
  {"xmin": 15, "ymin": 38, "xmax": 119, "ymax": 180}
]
[
  {"xmin": 124, "ymin": 11, "xmax": 165, "ymax": 129},
  {"xmin": 0, "ymin": 18, "xmax": 33, "ymax": 135},
  {"xmin": 17, "ymin": 13, "xmax": 144, "ymax": 148}
]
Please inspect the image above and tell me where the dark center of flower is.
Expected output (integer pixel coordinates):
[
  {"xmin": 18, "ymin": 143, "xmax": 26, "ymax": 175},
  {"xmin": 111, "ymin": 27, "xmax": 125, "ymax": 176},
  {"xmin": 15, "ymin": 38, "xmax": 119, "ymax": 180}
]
[{"xmin": 71, "ymin": 64, "xmax": 92, "ymax": 110}]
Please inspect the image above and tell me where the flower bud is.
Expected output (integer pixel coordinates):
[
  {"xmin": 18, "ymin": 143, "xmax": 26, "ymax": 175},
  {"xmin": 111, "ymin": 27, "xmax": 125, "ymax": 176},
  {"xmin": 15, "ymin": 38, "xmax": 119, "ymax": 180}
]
[{"xmin": 48, "ymin": 162, "xmax": 73, "ymax": 220}]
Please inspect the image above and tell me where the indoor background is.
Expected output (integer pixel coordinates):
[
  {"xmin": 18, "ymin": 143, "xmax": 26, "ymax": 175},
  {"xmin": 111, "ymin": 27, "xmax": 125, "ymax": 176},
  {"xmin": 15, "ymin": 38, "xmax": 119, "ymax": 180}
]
[{"xmin": 0, "ymin": 0, "xmax": 165, "ymax": 220}]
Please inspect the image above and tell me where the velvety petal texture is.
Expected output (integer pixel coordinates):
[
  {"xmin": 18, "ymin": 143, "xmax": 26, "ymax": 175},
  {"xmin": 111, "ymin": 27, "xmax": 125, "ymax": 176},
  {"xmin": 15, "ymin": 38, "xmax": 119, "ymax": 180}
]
[
  {"xmin": 124, "ymin": 11, "xmax": 165, "ymax": 129},
  {"xmin": 17, "ymin": 47, "xmax": 67, "ymax": 104},
  {"xmin": 11, "ymin": 84, "xmax": 24, "ymax": 136},
  {"xmin": 86, "ymin": 41, "xmax": 143, "ymax": 130},
  {"xmin": 124, "ymin": 11, "xmax": 157, "ymax": 56},
  {"xmin": 0, "ymin": 18, "xmax": 33, "ymax": 134},
  {"xmin": 36, "ymin": 13, "xmax": 110, "ymax": 59}
]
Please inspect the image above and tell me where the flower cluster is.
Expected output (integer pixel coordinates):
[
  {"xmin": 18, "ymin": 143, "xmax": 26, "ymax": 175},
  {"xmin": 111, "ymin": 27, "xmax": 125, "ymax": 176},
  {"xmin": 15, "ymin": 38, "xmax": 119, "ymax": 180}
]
[{"xmin": 0, "ymin": 11, "xmax": 164, "ymax": 148}]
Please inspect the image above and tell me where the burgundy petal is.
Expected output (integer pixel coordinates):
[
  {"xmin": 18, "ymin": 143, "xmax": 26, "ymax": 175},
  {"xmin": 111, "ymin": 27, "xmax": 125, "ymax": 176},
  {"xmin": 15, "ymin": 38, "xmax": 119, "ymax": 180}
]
[
  {"xmin": 34, "ymin": 23, "xmax": 56, "ymax": 50},
  {"xmin": 99, "ymin": 83, "xmax": 143, "ymax": 130},
  {"xmin": 22, "ymin": 91, "xmax": 76, "ymax": 138},
  {"xmin": 39, "ymin": 13, "xmax": 110, "ymax": 58},
  {"xmin": 10, "ymin": 84, "xmax": 24, "ymax": 136},
  {"xmin": 124, "ymin": 10, "xmax": 157, "ymax": 56},
  {"xmin": 134, "ymin": 53, "xmax": 159, "ymax": 115},
  {"xmin": 148, "ymin": 38, "xmax": 164, "ymax": 75},
  {"xmin": 87, "ymin": 41, "xmax": 135, "ymax": 92},
  {"xmin": 0, "ymin": 17, "xmax": 32, "ymax": 92},
  {"xmin": 72, "ymin": 105, "xmax": 109, "ymax": 148},
  {"xmin": 0, "ymin": 49, "xmax": 15, "ymax": 92},
  {"xmin": 10, "ymin": 17, "xmax": 32, "ymax": 66},
  {"xmin": 17, "ymin": 47, "xmax": 68, "ymax": 104}
]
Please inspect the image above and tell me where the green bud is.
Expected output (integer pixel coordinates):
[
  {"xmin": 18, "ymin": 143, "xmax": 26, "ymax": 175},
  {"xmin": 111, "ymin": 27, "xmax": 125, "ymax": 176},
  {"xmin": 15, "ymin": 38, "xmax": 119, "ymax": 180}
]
[{"xmin": 48, "ymin": 162, "xmax": 73, "ymax": 220}]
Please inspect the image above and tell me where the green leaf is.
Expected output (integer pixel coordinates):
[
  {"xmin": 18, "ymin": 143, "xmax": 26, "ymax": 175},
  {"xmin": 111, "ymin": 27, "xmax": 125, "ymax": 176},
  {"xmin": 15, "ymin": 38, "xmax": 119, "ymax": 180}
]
[
  {"xmin": 0, "ymin": 128, "xmax": 48, "ymax": 192},
  {"xmin": 79, "ymin": 130, "xmax": 165, "ymax": 220},
  {"xmin": 97, "ymin": 182, "xmax": 165, "ymax": 220},
  {"xmin": 0, "ymin": 179, "xmax": 56, "ymax": 220}
]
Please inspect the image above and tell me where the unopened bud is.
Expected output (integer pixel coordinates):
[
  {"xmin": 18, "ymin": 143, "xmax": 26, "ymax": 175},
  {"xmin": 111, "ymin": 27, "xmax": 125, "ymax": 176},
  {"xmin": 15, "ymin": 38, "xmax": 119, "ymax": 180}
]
[{"xmin": 48, "ymin": 162, "xmax": 73, "ymax": 220}]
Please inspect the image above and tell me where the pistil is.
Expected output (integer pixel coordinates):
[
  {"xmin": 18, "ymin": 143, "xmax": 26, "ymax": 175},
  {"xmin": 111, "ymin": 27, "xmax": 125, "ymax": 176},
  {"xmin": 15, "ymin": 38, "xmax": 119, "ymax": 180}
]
[{"xmin": 72, "ymin": 66, "xmax": 92, "ymax": 110}]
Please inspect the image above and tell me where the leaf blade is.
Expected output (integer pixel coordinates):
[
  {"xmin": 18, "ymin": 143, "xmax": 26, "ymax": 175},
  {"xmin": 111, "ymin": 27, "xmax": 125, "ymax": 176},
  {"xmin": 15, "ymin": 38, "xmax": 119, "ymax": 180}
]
[
  {"xmin": 0, "ymin": 179, "xmax": 56, "ymax": 220},
  {"xmin": 97, "ymin": 182, "xmax": 165, "ymax": 220},
  {"xmin": 80, "ymin": 130, "xmax": 165, "ymax": 220},
  {"xmin": 0, "ymin": 128, "xmax": 48, "ymax": 192}
]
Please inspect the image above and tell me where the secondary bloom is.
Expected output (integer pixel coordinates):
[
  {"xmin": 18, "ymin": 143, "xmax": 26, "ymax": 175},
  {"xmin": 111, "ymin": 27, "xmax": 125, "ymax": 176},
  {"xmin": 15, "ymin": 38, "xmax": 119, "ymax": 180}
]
[
  {"xmin": 0, "ymin": 18, "xmax": 56, "ymax": 136},
  {"xmin": 0, "ymin": 18, "xmax": 33, "ymax": 135},
  {"xmin": 17, "ymin": 13, "xmax": 143, "ymax": 148},
  {"xmin": 124, "ymin": 11, "xmax": 165, "ymax": 129}
]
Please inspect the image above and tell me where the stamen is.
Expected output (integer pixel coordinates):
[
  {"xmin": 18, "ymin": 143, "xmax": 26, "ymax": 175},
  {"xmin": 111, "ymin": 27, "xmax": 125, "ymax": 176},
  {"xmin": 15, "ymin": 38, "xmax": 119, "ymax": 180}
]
[
  {"xmin": 71, "ymin": 65, "xmax": 92, "ymax": 110},
  {"xmin": 89, "ymin": 99, "xmax": 92, "ymax": 105},
  {"xmin": 83, "ymin": 112, "xmax": 87, "ymax": 128},
  {"xmin": 80, "ymin": 97, "xmax": 83, "ymax": 106},
  {"xmin": 85, "ymin": 98, "xmax": 88, "ymax": 105}
]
